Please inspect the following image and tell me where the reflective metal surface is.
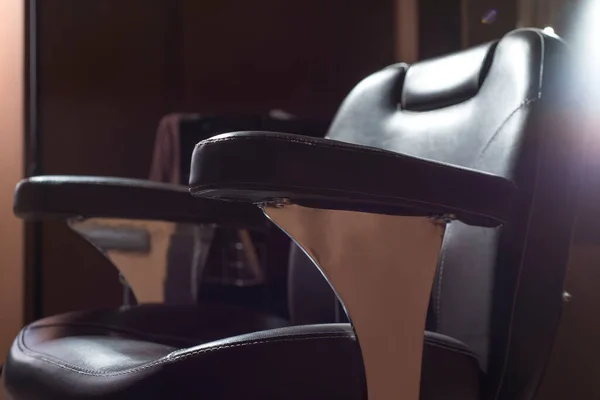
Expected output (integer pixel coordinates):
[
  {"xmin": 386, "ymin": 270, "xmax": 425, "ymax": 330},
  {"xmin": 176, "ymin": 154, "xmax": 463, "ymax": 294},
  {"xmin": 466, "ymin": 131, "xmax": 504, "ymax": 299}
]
[
  {"xmin": 264, "ymin": 204, "xmax": 446, "ymax": 400},
  {"xmin": 203, "ymin": 229, "xmax": 265, "ymax": 287},
  {"xmin": 68, "ymin": 217, "xmax": 268, "ymax": 304},
  {"xmin": 69, "ymin": 217, "xmax": 215, "ymax": 304}
]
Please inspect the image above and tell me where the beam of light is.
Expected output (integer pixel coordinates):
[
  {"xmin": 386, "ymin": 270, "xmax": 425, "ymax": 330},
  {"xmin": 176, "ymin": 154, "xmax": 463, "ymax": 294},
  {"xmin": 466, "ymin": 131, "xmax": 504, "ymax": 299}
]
[
  {"xmin": 481, "ymin": 9, "xmax": 498, "ymax": 25},
  {"xmin": 563, "ymin": 0, "xmax": 600, "ymax": 141},
  {"xmin": 543, "ymin": 26, "xmax": 558, "ymax": 37},
  {"xmin": 568, "ymin": 0, "xmax": 600, "ymax": 91}
]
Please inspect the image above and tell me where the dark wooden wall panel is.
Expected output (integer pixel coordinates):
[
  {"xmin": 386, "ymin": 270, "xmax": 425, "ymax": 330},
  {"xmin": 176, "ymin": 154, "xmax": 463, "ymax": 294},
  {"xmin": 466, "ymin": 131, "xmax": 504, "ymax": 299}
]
[
  {"xmin": 35, "ymin": 0, "xmax": 397, "ymax": 316},
  {"xmin": 38, "ymin": 0, "xmax": 171, "ymax": 314},
  {"xmin": 419, "ymin": 0, "xmax": 462, "ymax": 59},
  {"xmin": 39, "ymin": 0, "xmax": 170, "ymax": 178},
  {"xmin": 464, "ymin": 0, "xmax": 517, "ymax": 47},
  {"xmin": 180, "ymin": 0, "xmax": 395, "ymax": 117},
  {"xmin": 418, "ymin": 0, "xmax": 517, "ymax": 59}
]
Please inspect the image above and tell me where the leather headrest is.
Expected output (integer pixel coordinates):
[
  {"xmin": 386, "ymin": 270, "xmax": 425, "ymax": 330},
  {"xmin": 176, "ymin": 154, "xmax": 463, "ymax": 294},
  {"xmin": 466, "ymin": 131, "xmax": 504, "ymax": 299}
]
[{"xmin": 401, "ymin": 42, "xmax": 498, "ymax": 111}]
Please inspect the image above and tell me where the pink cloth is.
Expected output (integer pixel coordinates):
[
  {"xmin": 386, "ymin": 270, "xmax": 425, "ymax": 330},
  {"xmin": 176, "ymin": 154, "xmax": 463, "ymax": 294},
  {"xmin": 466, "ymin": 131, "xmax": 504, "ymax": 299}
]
[{"xmin": 148, "ymin": 113, "xmax": 183, "ymax": 184}]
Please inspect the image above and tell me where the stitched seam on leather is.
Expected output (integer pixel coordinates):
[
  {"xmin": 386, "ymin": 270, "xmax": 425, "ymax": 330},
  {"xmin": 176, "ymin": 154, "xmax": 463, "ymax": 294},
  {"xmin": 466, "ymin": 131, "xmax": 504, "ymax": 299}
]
[
  {"xmin": 193, "ymin": 180, "xmax": 504, "ymax": 224},
  {"xmin": 17, "ymin": 324, "xmax": 479, "ymax": 375},
  {"xmin": 27, "ymin": 323, "xmax": 207, "ymax": 347},
  {"xmin": 424, "ymin": 336, "xmax": 473, "ymax": 355},
  {"xmin": 194, "ymin": 139, "xmax": 514, "ymax": 223},
  {"xmin": 18, "ymin": 330, "xmax": 351, "ymax": 377},
  {"xmin": 477, "ymin": 98, "xmax": 540, "ymax": 161},
  {"xmin": 198, "ymin": 135, "xmax": 503, "ymax": 179},
  {"xmin": 493, "ymin": 29, "xmax": 546, "ymax": 400},
  {"xmin": 435, "ymin": 232, "xmax": 450, "ymax": 331},
  {"xmin": 493, "ymin": 114, "xmax": 544, "ymax": 400},
  {"xmin": 18, "ymin": 327, "xmax": 479, "ymax": 376},
  {"xmin": 424, "ymin": 342, "xmax": 479, "ymax": 361}
]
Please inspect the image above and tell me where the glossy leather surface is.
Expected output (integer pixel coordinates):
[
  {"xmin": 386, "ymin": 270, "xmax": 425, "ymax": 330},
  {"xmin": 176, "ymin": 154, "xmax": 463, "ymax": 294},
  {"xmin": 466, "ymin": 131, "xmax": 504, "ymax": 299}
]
[
  {"xmin": 191, "ymin": 131, "xmax": 516, "ymax": 227},
  {"xmin": 401, "ymin": 42, "xmax": 496, "ymax": 111},
  {"xmin": 3, "ymin": 306, "xmax": 480, "ymax": 400},
  {"xmin": 15, "ymin": 176, "xmax": 265, "ymax": 228},
  {"xmin": 4, "ymin": 29, "xmax": 580, "ymax": 400},
  {"xmin": 191, "ymin": 29, "xmax": 579, "ymax": 400},
  {"xmin": 15, "ymin": 304, "xmax": 289, "ymax": 346}
]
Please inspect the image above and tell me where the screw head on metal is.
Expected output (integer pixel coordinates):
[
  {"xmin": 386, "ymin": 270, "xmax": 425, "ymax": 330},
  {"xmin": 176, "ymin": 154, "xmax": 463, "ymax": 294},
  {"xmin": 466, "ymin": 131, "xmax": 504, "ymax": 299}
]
[
  {"xmin": 257, "ymin": 198, "xmax": 292, "ymax": 209},
  {"xmin": 272, "ymin": 198, "xmax": 292, "ymax": 208},
  {"xmin": 430, "ymin": 213, "xmax": 457, "ymax": 227}
]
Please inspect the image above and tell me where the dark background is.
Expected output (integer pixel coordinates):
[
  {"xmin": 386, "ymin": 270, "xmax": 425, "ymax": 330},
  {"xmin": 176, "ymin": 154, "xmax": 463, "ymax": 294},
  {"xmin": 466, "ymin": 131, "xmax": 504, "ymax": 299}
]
[{"xmin": 28, "ymin": 0, "xmax": 516, "ymax": 319}]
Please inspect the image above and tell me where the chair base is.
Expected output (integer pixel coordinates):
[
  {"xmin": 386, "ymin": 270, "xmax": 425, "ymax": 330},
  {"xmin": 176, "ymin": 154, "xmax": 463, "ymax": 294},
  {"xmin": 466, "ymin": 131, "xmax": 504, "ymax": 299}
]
[{"xmin": 264, "ymin": 204, "xmax": 446, "ymax": 400}]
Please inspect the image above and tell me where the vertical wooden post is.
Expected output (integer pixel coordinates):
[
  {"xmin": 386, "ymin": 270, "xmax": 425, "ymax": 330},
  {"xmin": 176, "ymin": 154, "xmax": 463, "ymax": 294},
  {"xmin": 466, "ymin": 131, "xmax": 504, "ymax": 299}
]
[
  {"xmin": 0, "ymin": 0, "xmax": 25, "ymax": 396},
  {"xmin": 395, "ymin": 0, "xmax": 419, "ymax": 62}
]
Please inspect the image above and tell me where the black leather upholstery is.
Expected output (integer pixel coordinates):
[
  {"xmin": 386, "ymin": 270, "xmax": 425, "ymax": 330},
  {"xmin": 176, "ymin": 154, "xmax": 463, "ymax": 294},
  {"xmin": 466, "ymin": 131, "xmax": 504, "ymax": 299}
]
[
  {"xmin": 12, "ymin": 304, "xmax": 289, "ymax": 346},
  {"xmin": 189, "ymin": 28, "xmax": 579, "ymax": 400},
  {"xmin": 190, "ymin": 131, "xmax": 516, "ymax": 227},
  {"xmin": 14, "ymin": 176, "xmax": 265, "ymax": 227},
  {"xmin": 4, "ymin": 29, "xmax": 580, "ymax": 400},
  {"xmin": 400, "ymin": 42, "xmax": 496, "ymax": 111},
  {"xmin": 3, "ymin": 306, "xmax": 480, "ymax": 400}
]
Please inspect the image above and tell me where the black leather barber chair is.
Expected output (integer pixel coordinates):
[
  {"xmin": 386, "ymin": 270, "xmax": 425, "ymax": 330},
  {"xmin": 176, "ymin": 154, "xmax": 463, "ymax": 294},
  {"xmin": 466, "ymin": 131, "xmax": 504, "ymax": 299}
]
[
  {"xmin": 3, "ymin": 29, "xmax": 581, "ymax": 399},
  {"xmin": 146, "ymin": 112, "xmax": 329, "ymax": 309},
  {"xmin": 172, "ymin": 114, "xmax": 329, "ymax": 313}
]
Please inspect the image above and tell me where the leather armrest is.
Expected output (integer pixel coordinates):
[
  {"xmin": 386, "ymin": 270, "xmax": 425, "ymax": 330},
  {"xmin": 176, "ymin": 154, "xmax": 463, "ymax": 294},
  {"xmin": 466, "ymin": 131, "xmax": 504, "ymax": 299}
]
[
  {"xmin": 15, "ymin": 176, "xmax": 265, "ymax": 227},
  {"xmin": 190, "ymin": 132, "xmax": 517, "ymax": 227}
]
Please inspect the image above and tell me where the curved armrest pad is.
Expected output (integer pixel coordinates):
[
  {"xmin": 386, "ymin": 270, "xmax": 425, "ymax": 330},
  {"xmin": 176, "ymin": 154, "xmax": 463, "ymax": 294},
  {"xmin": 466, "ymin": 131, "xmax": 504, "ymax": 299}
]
[
  {"xmin": 190, "ymin": 132, "xmax": 517, "ymax": 227},
  {"xmin": 15, "ymin": 176, "xmax": 265, "ymax": 227}
]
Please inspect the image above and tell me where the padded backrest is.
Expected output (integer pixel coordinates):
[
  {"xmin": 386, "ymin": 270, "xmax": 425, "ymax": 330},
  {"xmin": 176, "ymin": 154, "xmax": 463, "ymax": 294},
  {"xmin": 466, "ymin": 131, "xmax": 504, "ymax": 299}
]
[{"xmin": 292, "ymin": 28, "xmax": 582, "ymax": 400}]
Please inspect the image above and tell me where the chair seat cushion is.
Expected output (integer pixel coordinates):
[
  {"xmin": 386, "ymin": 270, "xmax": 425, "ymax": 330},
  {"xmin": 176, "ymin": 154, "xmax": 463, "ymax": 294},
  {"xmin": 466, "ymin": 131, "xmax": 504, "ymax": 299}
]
[{"xmin": 3, "ymin": 305, "xmax": 481, "ymax": 400}]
